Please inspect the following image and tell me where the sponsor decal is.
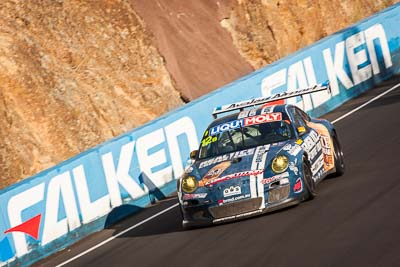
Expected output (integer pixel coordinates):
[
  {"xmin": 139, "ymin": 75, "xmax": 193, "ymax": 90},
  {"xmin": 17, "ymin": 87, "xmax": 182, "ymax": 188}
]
[
  {"xmin": 213, "ymin": 209, "xmax": 262, "ymax": 223},
  {"xmin": 293, "ymin": 178, "xmax": 303, "ymax": 193},
  {"xmin": 308, "ymin": 141, "xmax": 322, "ymax": 161},
  {"xmin": 218, "ymin": 194, "xmax": 251, "ymax": 205},
  {"xmin": 307, "ymin": 122, "xmax": 335, "ymax": 172},
  {"xmin": 210, "ymin": 120, "xmax": 242, "ymax": 136},
  {"xmin": 311, "ymin": 154, "xmax": 325, "ymax": 175},
  {"xmin": 199, "ymin": 161, "xmax": 231, "ymax": 186},
  {"xmin": 238, "ymin": 109, "xmax": 257, "ymax": 119},
  {"xmin": 209, "ymin": 113, "xmax": 281, "ymax": 136},
  {"xmin": 250, "ymin": 145, "xmax": 270, "ymax": 208},
  {"xmin": 243, "ymin": 113, "xmax": 282, "ymax": 126},
  {"xmin": 223, "ymin": 186, "xmax": 241, "ymax": 197},
  {"xmin": 300, "ymin": 130, "xmax": 321, "ymax": 161},
  {"xmin": 206, "ymin": 170, "xmax": 264, "ymax": 186},
  {"xmin": 205, "ymin": 168, "xmax": 222, "ymax": 179},
  {"xmin": 276, "ymin": 178, "xmax": 289, "ymax": 186},
  {"xmin": 260, "ymin": 106, "xmax": 275, "ymax": 114},
  {"xmin": 320, "ymin": 135, "xmax": 331, "ymax": 154},
  {"xmin": 185, "ymin": 166, "xmax": 194, "ymax": 174},
  {"xmin": 282, "ymin": 144, "xmax": 302, "ymax": 156},
  {"xmin": 201, "ymin": 135, "xmax": 218, "ymax": 147},
  {"xmin": 289, "ymin": 159, "xmax": 299, "ymax": 175},
  {"xmin": 254, "ymin": 145, "xmax": 269, "ymax": 163},
  {"xmin": 199, "ymin": 148, "xmax": 255, "ymax": 168},
  {"xmin": 301, "ymin": 130, "xmax": 320, "ymax": 151},
  {"xmin": 295, "ymin": 139, "xmax": 303, "ymax": 145},
  {"xmin": 261, "ymin": 172, "xmax": 289, "ymax": 185},
  {"xmin": 314, "ymin": 168, "xmax": 325, "ymax": 181},
  {"xmin": 321, "ymin": 135, "xmax": 334, "ymax": 166},
  {"xmin": 182, "ymin": 193, "xmax": 208, "ymax": 200}
]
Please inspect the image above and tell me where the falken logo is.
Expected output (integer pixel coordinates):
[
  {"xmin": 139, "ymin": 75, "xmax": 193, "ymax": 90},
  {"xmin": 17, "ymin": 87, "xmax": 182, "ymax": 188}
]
[
  {"xmin": 261, "ymin": 23, "xmax": 392, "ymax": 113},
  {"xmin": 0, "ymin": 116, "xmax": 199, "ymax": 263}
]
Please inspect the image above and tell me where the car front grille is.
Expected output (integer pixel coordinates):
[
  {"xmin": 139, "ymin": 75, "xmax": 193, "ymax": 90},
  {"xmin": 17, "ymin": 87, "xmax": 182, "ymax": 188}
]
[
  {"xmin": 209, "ymin": 197, "xmax": 262, "ymax": 219},
  {"xmin": 268, "ymin": 184, "xmax": 290, "ymax": 203}
]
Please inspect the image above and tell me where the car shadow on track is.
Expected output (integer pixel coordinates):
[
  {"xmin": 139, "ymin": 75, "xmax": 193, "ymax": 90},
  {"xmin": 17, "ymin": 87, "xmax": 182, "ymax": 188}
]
[
  {"xmin": 104, "ymin": 195, "xmax": 184, "ymax": 238},
  {"xmin": 108, "ymin": 198, "xmax": 305, "ymax": 239}
]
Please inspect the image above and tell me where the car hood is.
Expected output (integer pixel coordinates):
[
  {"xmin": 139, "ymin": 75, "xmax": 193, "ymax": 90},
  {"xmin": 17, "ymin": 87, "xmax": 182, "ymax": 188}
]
[{"xmin": 192, "ymin": 141, "xmax": 292, "ymax": 186}]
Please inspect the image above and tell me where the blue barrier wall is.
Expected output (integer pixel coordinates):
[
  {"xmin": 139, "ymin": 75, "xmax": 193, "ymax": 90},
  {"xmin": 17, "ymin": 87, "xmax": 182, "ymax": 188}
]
[{"xmin": 1, "ymin": 3, "xmax": 400, "ymax": 266}]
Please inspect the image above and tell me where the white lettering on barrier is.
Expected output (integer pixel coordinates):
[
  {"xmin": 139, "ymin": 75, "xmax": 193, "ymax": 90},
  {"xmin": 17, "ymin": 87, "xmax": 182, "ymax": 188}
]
[
  {"xmin": 41, "ymin": 172, "xmax": 81, "ymax": 246},
  {"xmin": 262, "ymin": 57, "xmax": 321, "ymax": 112},
  {"xmin": 5, "ymin": 116, "xmax": 198, "ymax": 258},
  {"xmin": 137, "ymin": 129, "xmax": 172, "ymax": 189},
  {"xmin": 7, "ymin": 183, "xmax": 45, "ymax": 257},
  {"xmin": 165, "ymin": 117, "xmax": 199, "ymax": 179},
  {"xmin": 346, "ymin": 32, "xmax": 372, "ymax": 85},
  {"xmin": 324, "ymin": 23, "xmax": 392, "ymax": 93},
  {"xmin": 323, "ymin": 41, "xmax": 354, "ymax": 94},
  {"xmin": 286, "ymin": 60, "xmax": 311, "ymax": 109},
  {"xmin": 102, "ymin": 141, "xmax": 146, "ymax": 208},
  {"xmin": 262, "ymin": 23, "xmax": 392, "ymax": 111},
  {"xmin": 365, "ymin": 24, "xmax": 393, "ymax": 74},
  {"xmin": 73, "ymin": 165, "xmax": 111, "ymax": 224},
  {"xmin": 304, "ymin": 57, "xmax": 331, "ymax": 108}
]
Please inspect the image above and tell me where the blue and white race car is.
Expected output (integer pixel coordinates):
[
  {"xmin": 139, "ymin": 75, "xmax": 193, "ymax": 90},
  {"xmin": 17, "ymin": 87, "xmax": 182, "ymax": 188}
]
[{"xmin": 177, "ymin": 83, "xmax": 345, "ymax": 228}]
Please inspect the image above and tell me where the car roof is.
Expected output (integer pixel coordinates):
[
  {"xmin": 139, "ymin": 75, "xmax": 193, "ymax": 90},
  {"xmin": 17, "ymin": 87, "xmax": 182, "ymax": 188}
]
[{"xmin": 208, "ymin": 104, "xmax": 292, "ymax": 127}]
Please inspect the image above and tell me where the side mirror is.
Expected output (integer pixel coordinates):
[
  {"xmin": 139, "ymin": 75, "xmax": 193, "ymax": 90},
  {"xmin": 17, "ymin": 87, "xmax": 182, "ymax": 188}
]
[
  {"xmin": 190, "ymin": 150, "xmax": 198, "ymax": 160},
  {"xmin": 297, "ymin": 126, "xmax": 306, "ymax": 135}
]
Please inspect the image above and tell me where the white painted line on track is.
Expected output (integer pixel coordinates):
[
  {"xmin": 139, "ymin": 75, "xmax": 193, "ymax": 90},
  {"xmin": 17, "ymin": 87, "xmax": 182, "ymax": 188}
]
[
  {"xmin": 332, "ymin": 82, "xmax": 400, "ymax": 124},
  {"xmin": 55, "ymin": 203, "xmax": 179, "ymax": 267},
  {"xmin": 56, "ymin": 81, "xmax": 400, "ymax": 267}
]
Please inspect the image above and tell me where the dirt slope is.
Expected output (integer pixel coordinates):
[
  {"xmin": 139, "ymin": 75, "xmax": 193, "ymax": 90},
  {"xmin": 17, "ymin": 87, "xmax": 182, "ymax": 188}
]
[{"xmin": 131, "ymin": 0, "xmax": 254, "ymax": 101}]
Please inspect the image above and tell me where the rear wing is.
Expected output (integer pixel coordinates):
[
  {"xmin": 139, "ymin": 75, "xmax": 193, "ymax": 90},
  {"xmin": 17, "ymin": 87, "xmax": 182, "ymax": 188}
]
[{"xmin": 212, "ymin": 81, "xmax": 331, "ymax": 118}]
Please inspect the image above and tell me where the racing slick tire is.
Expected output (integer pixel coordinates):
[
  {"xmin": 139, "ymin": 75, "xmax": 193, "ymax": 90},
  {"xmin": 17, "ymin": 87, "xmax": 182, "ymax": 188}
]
[
  {"xmin": 302, "ymin": 158, "xmax": 316, "ymax": 200},
  {"xmin": 332, "ymin": 133, "xmax": 345, "ymax": 177}
]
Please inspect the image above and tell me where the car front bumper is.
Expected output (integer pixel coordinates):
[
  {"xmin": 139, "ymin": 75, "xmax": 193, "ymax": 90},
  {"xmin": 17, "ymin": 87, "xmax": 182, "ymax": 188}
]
[{"xmin": 181, "ymin": 196, "xmax": 301, "ymax": 229}]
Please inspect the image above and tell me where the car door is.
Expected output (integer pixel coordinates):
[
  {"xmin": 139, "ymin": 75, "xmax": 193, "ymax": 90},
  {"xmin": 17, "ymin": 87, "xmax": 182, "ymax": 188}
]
[{"xmin": 290, "ymin": 107, "xmax": 324, "ymax": 180}]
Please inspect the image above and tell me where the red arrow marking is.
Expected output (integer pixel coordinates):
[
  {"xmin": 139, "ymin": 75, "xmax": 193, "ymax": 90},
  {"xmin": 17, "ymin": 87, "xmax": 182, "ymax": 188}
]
[{"xmin": 4, "ymin": 214, "xmax": 41, "ymax": 240}]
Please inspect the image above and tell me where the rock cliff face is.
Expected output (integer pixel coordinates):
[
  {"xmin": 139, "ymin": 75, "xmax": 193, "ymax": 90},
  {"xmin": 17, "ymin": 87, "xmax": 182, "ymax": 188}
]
[
  {"xmin": 0, "ymin": 0, "xmax": 398, "ymax": 189},
  {"xmin": 221, "ymin": 0, "xmax": 399, "ymax": 69},
  {"xmin": 0, "ymin": 0, "xmax": 182, "ymax": 188}
]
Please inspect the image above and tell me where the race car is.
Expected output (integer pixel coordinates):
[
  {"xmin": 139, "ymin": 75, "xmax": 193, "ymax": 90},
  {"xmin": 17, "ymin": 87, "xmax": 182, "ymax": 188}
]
[{"xmin": 177, "ymin": 82, "xmax": 345, "ymax": 228}]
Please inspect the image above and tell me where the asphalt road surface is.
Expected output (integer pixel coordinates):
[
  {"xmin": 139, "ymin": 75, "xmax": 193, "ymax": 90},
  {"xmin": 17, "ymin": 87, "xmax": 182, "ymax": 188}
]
[{"xmin": 36, "ymin": 76, "xmax": 400, "ymax": 267}]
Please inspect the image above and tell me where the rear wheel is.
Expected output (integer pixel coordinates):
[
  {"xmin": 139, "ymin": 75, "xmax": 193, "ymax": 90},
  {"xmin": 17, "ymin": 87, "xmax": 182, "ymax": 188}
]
[
  {"xmin": 332, "ymin": 134, "xmax": 345, "ymax": 177},
  {"xmin": 302, "ymin": 158, "xmax": 316, "ymax": 200}
]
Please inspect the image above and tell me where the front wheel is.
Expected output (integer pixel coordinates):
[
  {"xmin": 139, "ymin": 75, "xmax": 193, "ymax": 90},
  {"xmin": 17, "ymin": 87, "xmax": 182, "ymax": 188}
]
[
  {"xmin": 332, "ymin": 134, "xmax": 345, "ymax": 177},
  {"xmin": 302, "ymin": 158, "xmax": 316, "ymax": 200}
]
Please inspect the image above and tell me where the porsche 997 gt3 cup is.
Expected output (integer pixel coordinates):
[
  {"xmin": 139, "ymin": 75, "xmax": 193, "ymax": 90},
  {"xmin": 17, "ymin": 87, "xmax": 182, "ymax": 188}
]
[{"xmin": 177, "ymin": 82, "xmax": 345, "ymax": 228}]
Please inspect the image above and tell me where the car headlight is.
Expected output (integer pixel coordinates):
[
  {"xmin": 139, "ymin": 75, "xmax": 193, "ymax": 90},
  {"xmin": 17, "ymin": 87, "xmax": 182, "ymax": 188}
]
[
  {"xmin": 181, "ymin": 176, "xmax": 198, "ymax": 193},
  {"xmin": 271, "ymin": 155, "xmax": 289, "ymax": 174}
]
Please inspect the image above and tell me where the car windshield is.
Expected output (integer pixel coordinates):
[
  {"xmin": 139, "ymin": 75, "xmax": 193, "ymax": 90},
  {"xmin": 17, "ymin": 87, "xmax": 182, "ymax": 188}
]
[{"xmin": 198, "ymin": 120, "xmax": 293, "ymax": 159}]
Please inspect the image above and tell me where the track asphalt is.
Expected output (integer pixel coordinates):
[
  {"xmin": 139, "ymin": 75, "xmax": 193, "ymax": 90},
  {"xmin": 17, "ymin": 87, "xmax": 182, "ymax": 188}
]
[{"xmin": 36, "ymin": 76, "xmax": 400, "ymax": 267}]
